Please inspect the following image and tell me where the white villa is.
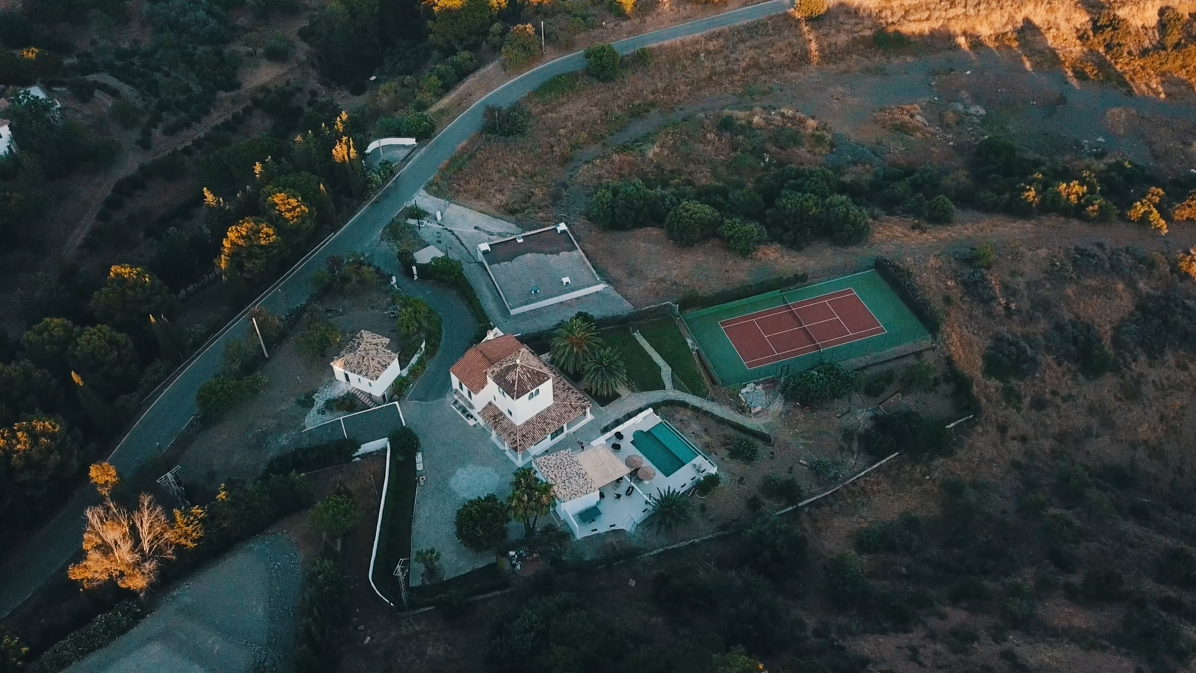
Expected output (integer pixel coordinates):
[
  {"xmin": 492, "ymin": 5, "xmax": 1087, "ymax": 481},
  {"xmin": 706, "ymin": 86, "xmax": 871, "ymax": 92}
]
[
  {"xmin": 449, "ymin": 333, "xmax": 593, "ymax": 465},
  {"xmin": 330, "ymin": 330, "xmax": 424, "ymax": 402},
  {"xmin": 534, "ymin": 408, "xmax": 717, "ymax": 539},
  {"xmin": 0, "ymin": 120, "xmax": 13, "ymax": 157}
]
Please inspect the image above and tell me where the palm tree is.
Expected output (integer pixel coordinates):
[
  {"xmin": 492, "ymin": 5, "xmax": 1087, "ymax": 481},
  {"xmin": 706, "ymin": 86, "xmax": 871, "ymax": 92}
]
[
  {"xmin": 581, "ymin": 346, "xmax": 627, "ymax": 397},
  {"xmin": 550, "ymin": 317, "xmax": 604, "ymax": 375},
  {"xmin": 646, "ymin": 487, "xmax": 692, "ymax": 533},
  {"xmin": 507, "ymin": 468, "xmax": 555, "ymax": 538},
  {"xmin": 396, "ymin": 297, "xmax": 431, "ymax": 336}
]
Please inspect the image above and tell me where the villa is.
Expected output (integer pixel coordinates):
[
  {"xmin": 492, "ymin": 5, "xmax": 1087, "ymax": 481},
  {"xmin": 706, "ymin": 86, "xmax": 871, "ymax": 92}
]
[
  {"xmin": 449, "ymin": 333, "xmax": 593, "ymax": 465},
  {"xmin": 330, "ymin": 330, "xmax": 424, "ymax": 403},
  {"xmin": 533, "ymin": 408, "xmax": 717, "ymax": 539}
]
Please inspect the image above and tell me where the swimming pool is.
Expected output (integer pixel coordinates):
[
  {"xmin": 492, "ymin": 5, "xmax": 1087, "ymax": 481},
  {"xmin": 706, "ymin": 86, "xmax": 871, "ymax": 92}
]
[{"xmin": 631, "ymin": 422, "xmax": 700, "ymax": 477}]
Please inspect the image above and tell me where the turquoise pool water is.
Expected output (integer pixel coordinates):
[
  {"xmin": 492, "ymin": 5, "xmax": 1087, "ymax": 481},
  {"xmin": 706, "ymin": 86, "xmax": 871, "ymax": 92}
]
[{"xmin": 631, "ymin": 422, "xmax": 700, "ymax": 477}]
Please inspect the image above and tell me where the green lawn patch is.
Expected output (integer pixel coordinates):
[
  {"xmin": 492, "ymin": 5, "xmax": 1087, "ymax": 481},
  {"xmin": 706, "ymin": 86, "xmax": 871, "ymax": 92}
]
[
  {"xmin": 601, "ymin": 328, "xmax": 665, "ymax": 392},
  {"xmin": 639, "ymin": 317, "xmax": 708, "ymax": 397},
  {"xmin": 374, "ymin": 447, "xmax": 417, "ymax": 604}
]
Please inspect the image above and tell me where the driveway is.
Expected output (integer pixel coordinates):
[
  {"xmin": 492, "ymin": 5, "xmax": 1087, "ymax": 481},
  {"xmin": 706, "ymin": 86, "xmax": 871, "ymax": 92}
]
[
  {"xmin": 403, "ymin": 400, "xmax": 519, "ymax": 587},
  {"xmin": 67, "ymin": 535, "xmax": 301, "ymax": 673},
  {"xmin": 0, "ymin": 0, "xmax": 791, "ymax": 617}
]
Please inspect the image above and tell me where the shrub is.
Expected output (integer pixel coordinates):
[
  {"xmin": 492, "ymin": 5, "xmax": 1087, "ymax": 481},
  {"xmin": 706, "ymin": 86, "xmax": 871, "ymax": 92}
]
[
  {"xmin": 111, "ymin": 98, "xmax": 144, "ymax": 129},
  {"xmin": 294, "ymin": 555, "xmax": 349, "ymax": 672},
  {"xmin": 265, "ymin": 440, "xmax": 357, "ymax": 475},
  {"xmin": 983, "ymin": 332, "xmax": 1042, "ymax": 381},
  {"xmin": 1113, "ymin": 291, "xmax": 1196, "ymax": 359},
  {"xmin": 584, "ymin": 43, "xmax": 620, "ymax": 82},
  {"xmin": 900, "ymin": 361, "xmax": 936, "ymax": 392},
  {"xmin": 310, "ymin": 490, "xmax": 362, "ymax": 540},
  {"xmin": 455, "ymin": 494, "xmax": 508, "ymax": 551},
  {"xmin": 664, "ymin": 200, "xmax": 722, "ymax": 246},
  {"xmin": 501, "ymin": 23, "xmax": 540, "ymax": 70},
  {"xmin": 823, "ymin": 552, "xmax": 871, "ymax": 604},
  {"xmin": 781, "ymin": 362, "xmax": 858, "ymax": 406},
  {"xmin": 926, "ymin": 195, "xmax": 956, "ymax": 224},
  {"xmin": 759, "ymin": 475, "xmax": 803, "ymax": 505},
  {"xmin": 402, "ymin": 112, "xmax": 436, "ymax": 140},
  {"xmin": 727, "ymin": 436, "xmax": 758, "ymax": 462},
  {"xmin": 858, "ymin": 410, "xmax": 951, "ymax": 460},
  {"xmin": 389, "ymin": 426, "xmax": 421, "ymax": 461},
  {"xmin": 263, "ymin": 33, "xmax": 294, "ymax": 62},
  {"xmin": 1045, "ymin": 319, "xmax": 1116, "ymax": 378},
  {"xmin": 1159, "ymin": 547, "xmax": 1196, "ymax": 588},
  {"xmin": 587, "ymin": 180, "xmax": 664, "ymax": 229},
  {"xmin": 196, "ymin": 373, "xmax": 267, "ymax": 418},
  {"xmin": 873, "ymin": 256, "xmax": 942, "ymax": 334},
  {"xmin": 854, "ymin": 514, "xmax": 924, "ymax": 554},
  {"xmin": 863, "ymin": 369, "xmax": 896, "ymax": 396},
  {"xmin": 694, "ymin": 473, "xmax": 721, "ymax": 496},
  {"xmin": 28, "ymin": 600, "xmax": 147, "ymax": 672},
  {"xmin": 823, "ymin": 195, "xmax": 871, "ymax": 245},
  {"xmin": 794, "ymin": 0, "xmax": 827, "ymax": 19},
  {"xmin": 718, "ymin": 217, "xmax": 764, "ymax": 257},
  {"xmin": 481, "ymin": 103, "xmax": 531, "ymax": 137},
  {"xmin": 297, "ymin": 310, "xmax": 341, "ymax": 359},
  {"xmin": 1080, "ymin": 567, "xmax": 1128, "ymax": 602},
  {"xmin": 743, "ymin": 514, "xmax": 807, "ymax": 579}
]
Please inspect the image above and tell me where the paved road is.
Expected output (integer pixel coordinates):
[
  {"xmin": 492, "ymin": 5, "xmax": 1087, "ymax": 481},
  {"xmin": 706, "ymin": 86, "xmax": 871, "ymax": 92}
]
[{"xmin": 0, "ymin": 0, "xmax": 790, "ymax": 618}]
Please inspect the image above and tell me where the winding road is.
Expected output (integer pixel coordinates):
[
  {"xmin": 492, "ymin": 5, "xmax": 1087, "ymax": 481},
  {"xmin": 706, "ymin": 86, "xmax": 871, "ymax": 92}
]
[{"xmin": 0, "ymin": 0, "xmax": 791, "ymax": 618}]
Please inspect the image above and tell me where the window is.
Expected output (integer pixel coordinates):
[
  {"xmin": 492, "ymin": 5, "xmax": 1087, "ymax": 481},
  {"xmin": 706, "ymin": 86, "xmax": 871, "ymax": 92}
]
[
  {"xmin": 550, "ymin": 426, "xmax": 564, "ymax": 439},
  {"xmin": 528, "ymin": 388, "xmax": 540, "ymax": 400},
  {"xmin": 343, "ymin": 372, "xmax": 350, "ymax": 383},
  {"xmin": 507, "ymin": 409, "xmax": 512, "ymax": 416}
]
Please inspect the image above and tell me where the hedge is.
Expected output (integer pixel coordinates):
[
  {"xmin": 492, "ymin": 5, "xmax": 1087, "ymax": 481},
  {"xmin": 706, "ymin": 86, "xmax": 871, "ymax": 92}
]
[
  {"xmin": 29, "ymin": 601, "xmax": 147, "ymax": 673},
  {"xmin": 264, "ymin": 439, "xmax": 358, "ymax": 476},
  {"xmin": 415, "ymin": 257, "xmax": 491, "ymax": 336},
  {"xmin": 678, "ymin": 272, "xmax": 809, "ymax": 311},
  {"xmin": 874, "ymin": 256, "xmax": 942, "ymax": 335}
]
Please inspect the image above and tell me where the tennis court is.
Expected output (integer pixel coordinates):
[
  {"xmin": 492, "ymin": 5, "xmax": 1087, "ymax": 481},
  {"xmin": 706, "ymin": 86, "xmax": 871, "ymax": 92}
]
[{"xmin": 683, "ymin": 270, "xmax": 931, "ymax": 385}]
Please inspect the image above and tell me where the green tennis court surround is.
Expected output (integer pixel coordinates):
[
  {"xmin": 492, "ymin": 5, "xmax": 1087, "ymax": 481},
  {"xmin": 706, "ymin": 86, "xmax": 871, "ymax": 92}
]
[
  {"xmin": 632, "ymin": 422, "xmax": 701, "ymax": 477},
  {"xmin": 682, "ymin": 269, "xmax": 931, "ymax": 385}
]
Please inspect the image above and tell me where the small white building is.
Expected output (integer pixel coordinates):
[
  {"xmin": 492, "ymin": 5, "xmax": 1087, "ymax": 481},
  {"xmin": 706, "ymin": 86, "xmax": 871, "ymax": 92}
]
[
  {"xmin": 330, "ymin": 330, "xmax": 424, "ymax": 402},
  {"xmin": 534, "ymin": 408, "xmax": 718, "ymax": 539},
  {"xmin": 0, "ymin": 120, "xmax": 13, "ymax": 157},
  {"xmin": 449, "ymin": 333, "xmax": 592, "ymax": 465}
]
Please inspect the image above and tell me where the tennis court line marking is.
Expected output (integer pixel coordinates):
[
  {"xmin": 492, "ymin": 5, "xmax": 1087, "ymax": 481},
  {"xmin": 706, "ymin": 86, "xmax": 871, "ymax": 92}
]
[{"xmin": 725, "ymin": 289, "xmax": 888, "ymax": 369}]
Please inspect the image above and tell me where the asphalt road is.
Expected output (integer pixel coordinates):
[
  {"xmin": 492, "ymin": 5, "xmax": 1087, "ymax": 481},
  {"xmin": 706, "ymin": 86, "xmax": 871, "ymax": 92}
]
[{"xmin": 0, "ymin": 0, "xmax": 790, "ymax": 618}]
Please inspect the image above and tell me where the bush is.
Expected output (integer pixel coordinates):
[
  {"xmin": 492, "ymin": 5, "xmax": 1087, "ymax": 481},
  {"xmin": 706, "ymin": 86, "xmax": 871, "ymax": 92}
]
[
  {"xmin": 403, "ymin": 112, "xmax": 436, "ymax": 140},
  {"xmin": 983, "ymin": 332, "xmax": 1042, "ymax": 381},
  {"xmin": 297, "ymin": 310, "xmax": 341, "ymax": 359},
  {"xmin": 196, "ymin": 373, "xmax": 267, "ymax": 418},
  {"xmin": 795, "ymin": 0, "xmax": 827, "ymax": 19},
  {"xmin": 1113, "ymin": 291, "xmax": 1196, "ymax": 359},
  {"xmin": 727, "ymin": 436, "xmax": 758, "ymax": 462},
  {"xmin": 389, "ymin": 426, "xmax": 421, "ymax": 461},
  {"xmin": 584, "ymin": 43, "xmax": 620, "ymax": 82},
  {"xmin": 873, "ymin": 256, "xmax": 942, "ymax": 334},
  {"xmin": 294, "ymin": 555, "xmax": 349, "ymax": 672},
  {"xmin": 781, "ymin": 362, "xmax": 858, "ymax": 406},
  {"xmin": 823, "ymin": 195, "xmax": 871, "ymax": 245},
  {"xmin": 110, "ymin": 98, "xmax": 144, "ymax": 129},
  {"xmin": 1080, "ymin": 567, "xmax": 1128, "ymax": 602},
  {"xmin": 263, "ymin": 33, "xmax": 293, "ymax": 62},
  {"xmin": 743, "ymin": 514, "xmax": 807, "ymax": 579},
  {"xmin": 664, "ymin": 200, "xmax": 722, "ymax": 246},
  {"xmin": 759, "ymin": 475, "xmax": 803, "ymax": 505},
  {"xmin": 823, "ymin": 552, "xmax": 871, "ymax": 604},
  {"xmin": 501, "ymin": 23, "xmax": 540, "ymax": 70},
  {"xmin": 28, "ymin": 600, "xmax": 147, "ymax": 672},
  {"xmin": 455, "ymin": 494, "xmax": 508, "ymax": 552},
  {"xmin": 481, "ymin": 103, "xmax": 531, "ymax": 137},
  {"xmin": 587, "ymin": 180, "xmax": 664, "ymax": 229},
  {"xmin": 927, "ymin": 195, "xmax": 956, "ymax": 224},
  {"xmin": 265, "ymin": 439, "xmax": 357, "ymax": 475},
  {"xmin": 694, "ymin": 473, "xmax": 721, "ymax": 496},
  {"xmin": 858, "ymin": 410, "xmax": 951, "ymax": 460},
  {"xmin": 718, "ymin": 217, "xmax": 764, "ymax": 257},
  {"xmin": 1046, "ymin": 319, "xmax": 1116, "ymax": 378},
  {"xmin": 854, "ymin": 514, "xmax": 924, "ymax": 554}
]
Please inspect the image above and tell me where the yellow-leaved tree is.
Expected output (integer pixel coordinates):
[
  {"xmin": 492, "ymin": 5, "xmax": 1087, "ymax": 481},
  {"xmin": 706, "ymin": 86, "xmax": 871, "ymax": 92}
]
[{"xmin": 217, "ymin": 217, "xmax": 281, "ymax": 285}]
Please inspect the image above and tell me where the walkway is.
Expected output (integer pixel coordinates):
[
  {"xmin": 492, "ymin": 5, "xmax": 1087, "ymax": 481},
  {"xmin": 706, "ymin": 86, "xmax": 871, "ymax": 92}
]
[
  {"xmin": 573, "ymin": 389, "xmax": 768, "ymax": 445},
  {"xmin": 0, "ymin": 0, "xmax": 791, "ymax": 617},
  {"xmin": 633, "ymin": 331, "xmax": 675, "ymax": 392}
]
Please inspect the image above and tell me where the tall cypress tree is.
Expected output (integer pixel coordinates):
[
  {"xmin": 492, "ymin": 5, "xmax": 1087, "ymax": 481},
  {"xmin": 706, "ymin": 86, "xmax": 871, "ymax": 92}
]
[
  {"xmin": 150, "ymin": 314, "xmax": 185, "ymax": 364},
  {"xmin": 73, "ymin": 372, "xmax": 115, "ymax": 437}
]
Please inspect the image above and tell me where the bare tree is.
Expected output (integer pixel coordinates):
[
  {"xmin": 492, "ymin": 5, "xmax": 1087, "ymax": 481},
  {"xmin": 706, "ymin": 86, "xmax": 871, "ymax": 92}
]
[{"xmin": 69, "ymin": 494, "xmax": 182, "ymax": 594}]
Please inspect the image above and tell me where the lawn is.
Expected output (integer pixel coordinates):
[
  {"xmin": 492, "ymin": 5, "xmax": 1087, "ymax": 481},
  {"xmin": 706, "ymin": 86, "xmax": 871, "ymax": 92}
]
[
  {"xmin": 638, "ymin": 317, "xmax": 709, "ymax": 397},
  {"xmin": 374, "ymin": 447, "xmax": 417, "ymax": 605},
  {"xmin": 601, "ymin": 327, "xmax": 665, "ymax": 393}
]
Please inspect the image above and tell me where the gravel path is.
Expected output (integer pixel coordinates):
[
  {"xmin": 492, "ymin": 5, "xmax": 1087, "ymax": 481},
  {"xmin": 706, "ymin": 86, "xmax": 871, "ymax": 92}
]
[{"xmin": 66, "ymin": 535, "xmax": 301, "ymax": 673}]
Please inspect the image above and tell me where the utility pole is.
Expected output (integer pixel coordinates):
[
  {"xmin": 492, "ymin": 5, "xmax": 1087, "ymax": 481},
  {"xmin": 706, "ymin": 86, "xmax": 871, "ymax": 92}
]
[
  {"xmin": 251, "ymin": 316, "xmax": 269, "ymax": 359},
  {"xmin": 541, "ymin": 21, "xmax": 545, "ymax": 52}
]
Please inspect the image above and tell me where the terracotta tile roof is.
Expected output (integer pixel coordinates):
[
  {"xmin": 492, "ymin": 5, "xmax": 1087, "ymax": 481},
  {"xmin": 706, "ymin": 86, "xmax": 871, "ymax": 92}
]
[
  {"xmin": 450, "ymin": 334, "xmax": 522, "ymax": 394},
  {"xmin": 534, "ymin": 451, "xmax": 595, "ymax": 502},
  {"xmin": 488, "ymin": 348, "xmax": 551, "ymax": 399},
  {"xmin": 331, "ymin": 330, "xmax": 396, "ymax": 380},
  {"xmin": 478, "ymin": 374, "xmax": 590, "ymax": 453}
]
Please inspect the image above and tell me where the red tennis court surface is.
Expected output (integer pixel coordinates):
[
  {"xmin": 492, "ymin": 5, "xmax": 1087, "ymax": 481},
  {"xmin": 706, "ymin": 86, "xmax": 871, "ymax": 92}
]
[{"xmin": 719, "ymin": 288, "xmax": 887, "ymax": 369}]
